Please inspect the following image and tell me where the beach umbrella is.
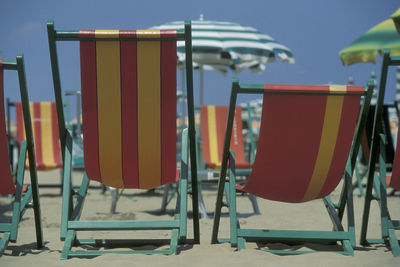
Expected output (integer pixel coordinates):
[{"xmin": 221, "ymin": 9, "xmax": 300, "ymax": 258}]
[
  {"xmin": 392, "ymin": 8, "xmax": 400, "ymax": 34},
  {"xmin": 339, "ymin": 14, "xmax": 400, "ymax": 66},
  {"xmin": 152, "ymin": 15, "xmax": 294, "ymax": 105}
]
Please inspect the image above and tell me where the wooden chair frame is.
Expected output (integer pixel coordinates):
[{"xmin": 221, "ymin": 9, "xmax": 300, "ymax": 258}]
[
  {"xmin": 47, "ymin": 20, "xmax": 199, "ymax": 259},
  {"xmin": 211, "ymin": 78, "xmax": 373, "ymax": 255}
]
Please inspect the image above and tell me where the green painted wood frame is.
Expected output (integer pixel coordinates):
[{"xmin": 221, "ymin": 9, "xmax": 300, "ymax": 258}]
[
  {"xmin": 211, "ymin": 78, "xmax": 374, "ymax": 255},
  {"xmin": 46, "ymin": 20, "xmax": 199, "ymax": 259},
  {"xmin": 0, "ymin": 55, "xmax": 43, "ymax": 256},
  {"xmin": 360, "ymin": 50, "xmax": 400, "ymax": 257}
]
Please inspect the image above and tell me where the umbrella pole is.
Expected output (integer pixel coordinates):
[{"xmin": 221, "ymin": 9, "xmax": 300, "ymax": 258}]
[
  {"xmin": 199, "ymin": 65, "xmax": 204, "ymax": 106},
  {"xmin": 181, "ymin": 69, "xmax": 187, "ymax": 126}
]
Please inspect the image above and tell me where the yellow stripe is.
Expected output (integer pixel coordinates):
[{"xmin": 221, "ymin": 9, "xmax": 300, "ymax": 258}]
[
  {"xmin": 24, "ymin": 103, "xmax": 34, "ymax": 167},
  {"xmin": 95, "ymin": 30, "xmax": 124, "ymax": 188},
  {"xmin": 207, "ymin": 106, "xmax": 219, "ymax": 166},
  {"xmin": 137, "ymin": 30, "xmax": 161, "ymax": 189},
  {"xmin": 329, "ymin": 85, "xmax": 347, "ymax": 94},
  {"xmin": 302, "ymin": 91, "xmax": 345, "ymax": 201},
  {"xmin": 40, "ymin": 102, "xmax": 57, "ymax": 168}
]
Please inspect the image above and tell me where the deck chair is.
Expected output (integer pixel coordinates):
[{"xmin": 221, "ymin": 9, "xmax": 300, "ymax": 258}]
[
  {"xmin": 47, "ymin": 20, "xmax": 199, "ymax": 259},
  {"xmin": 211, "ymin": 79, "xmax": 373, "ymax": 255},
  {"xmin": 199, "ymin": 105, "xmax": 259, "ymax": 213},
  {"xmin": 0, "ymin": 55, "xmax": 43, "ymax": 255},
  {"xmin": 15, "ymin": 102, "xmax": 62, "ymax": 170},
  {"xmin": 360, "ymin": 51, "xmax": 400, "ymax": 257}
]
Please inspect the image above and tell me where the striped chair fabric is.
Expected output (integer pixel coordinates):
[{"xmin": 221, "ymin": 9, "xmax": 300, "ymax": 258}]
[
  {"xmin": 241, "ymin": 84, "xmax": 364, "ymax": 203},
  {"xmin": 387, "ymin": 126, "xmax": 400, "ymax": 190},
  {"xmin": 79, "ymin": 29, "xmax": 177, "ymax": 189},
  {"xmin": 0, "ymin": 59, "xmax": 16, "ymax": 195},
  {"xmin": 16, "ymin": 102, "xmax": 62, "ymax": 170},
  {"xmin": 200, "ymin": 105, "xmax": 249, "ymax": 169}
]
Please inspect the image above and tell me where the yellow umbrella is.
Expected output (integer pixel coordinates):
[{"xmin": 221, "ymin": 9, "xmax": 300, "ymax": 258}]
[
  {"xmin": 340, "ymin": 12, "xmax": 400, "ymax": 66},
  {"xmin": 392, "ymin": 8, "xmax": 400, "ymax": 34}
]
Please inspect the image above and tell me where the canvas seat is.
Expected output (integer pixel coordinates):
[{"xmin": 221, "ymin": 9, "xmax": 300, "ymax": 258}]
[
  {"xmin": 0, "ymin": 55, "xmax": 43, "ymax": 256},
  {"xmin": 211, "ymin": 79, "xmax": 373, "ymax": 255},
  {"xmin": 47, "ymin": 20, "xmax": 199, "ymax": 259}
]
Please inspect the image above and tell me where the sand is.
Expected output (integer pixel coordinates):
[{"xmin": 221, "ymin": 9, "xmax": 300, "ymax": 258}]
[{"xmin": 1, "ymin": 169, "xmax": 399, "ymax": 266}]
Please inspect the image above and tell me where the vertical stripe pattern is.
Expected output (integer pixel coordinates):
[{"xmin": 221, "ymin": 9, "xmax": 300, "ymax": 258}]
[
  {"xmin": 16, "ymin": 102, "xmax": 62, "ymax": 170},
  {"xmin": 0, "ymin": 61, "xmax": 16, "ymax": 195},
  {"xmin": 301, "ymin": 87, "xmax": 345, "ymax": 201},
  {"xmin": 80, "ymin": 29, "xmax": 177, "ymax": 189},
  {"xmin": 200, "ymin": 105, "xmax": 249, "ymax": 169},
  {"xmin": 95, "ymin": 30, "xmax": 123, "ymax": 188},
  {"xmin": 241, "ymin": 84, "xmax": 363, "ymax": 203}
]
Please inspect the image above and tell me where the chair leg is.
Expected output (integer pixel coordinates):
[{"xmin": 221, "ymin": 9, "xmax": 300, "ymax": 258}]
[
  {"xmin": 161, "ymin": 184, "xmax": 172, "ymax": 213},
  {"xmin": 110, "ymin": 188, "xmax": 119, "ymax": 214},
  {"xmin": 388, "ymin": 227, "xmax": 400, "ymax": 257},
  {"xmin": 61, "ymin": 230, "xmax": 75, "ymax": 260},
  {"xmin": 0, "ymin": 232, "xmax": 11, "ymax": 257},
  {"xmin": 247, "ymin": 194, "xmax": 260, "ymax": 215},
  {"xmin": 197, "ymin": 185, "xmax": 209, "ymax": 219}
]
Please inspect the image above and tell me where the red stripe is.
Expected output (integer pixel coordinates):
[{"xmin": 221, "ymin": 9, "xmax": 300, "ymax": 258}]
[
  {"xmin": 120, "ymin": 30, "xmax": 139, "ymax": 188},
  {"xmin": 33, "ymin": 102, "xmax": 44, "ymax": 170},
  {"xmin": 263, "ymin": 84, "xmax": 364, "ymax": 95},
  {"xmin": 79, "ymin": 30, "xmax": 101, "ymax": 182},
  {"xmin": 242, "ymin": 94, "xmax": 327, "ymax": 202},
  {"xmin": 200, "ymin": 106, "xmax": 211, "ymax": 166},
  {"xmin": 0, "ymin": 63, "xmax": 15, "ymax": 195},
  {"xmin": 161, "ymin": 39, "xmax": 177, "ymax": 184},
  {"xmin": 390, "ymin": 116, "xmax": 400, "ymax": 190},
  {"xmin": 15, "ymin": 102, "xmax": 24, "ymax": 144},
  {"xmin": 317, "ymin": 95, "xmax": 362, "ymax": 197},
  {"xmin": 215, "ymin": 106, "xmax": 228, "ymax": 164},
  {"xmin": 161, "ymin": 30, "xmax": 178, "ymax": 38},
  {"xmin": 51, "ymin": 102, "xmax": 62, "ymax": 167}
]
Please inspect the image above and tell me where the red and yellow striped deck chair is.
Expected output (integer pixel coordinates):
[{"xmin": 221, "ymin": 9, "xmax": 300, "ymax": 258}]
[
  {"xmin": 0, "ymin": 55, "xmax": 43, "ymax": 256},
  {"xmin": 212, "ymin": 79, "xmax": 373, "ymax": 255},
  {"xmin": 199, "ymin": 105, "xmax": 259, "ymax": 215},
  {"xmin": 200, "ymin": 105, "xmax": 250, "ymax": 170},
  {"xmin": 15, "ymin": 102, "xmax": 62, "ymax": 170},
  {"xmin": 47, "ymin": 20, "xmax": 198, "ymax": 259}
]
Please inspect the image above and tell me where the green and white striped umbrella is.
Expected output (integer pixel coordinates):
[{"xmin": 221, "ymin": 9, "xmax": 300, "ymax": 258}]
[{"xmin": 152, "ymin": 17, "xmax": 295, "ymax": 74}]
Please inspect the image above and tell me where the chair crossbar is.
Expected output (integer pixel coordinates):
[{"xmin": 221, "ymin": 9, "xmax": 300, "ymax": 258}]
[
  {"xmin": 237, "ymin": 229, "xmax": 351, "ymax": 242},
  {"xmin": 68, "ymin": 219, "xmax": 180, "ymax": 231}
]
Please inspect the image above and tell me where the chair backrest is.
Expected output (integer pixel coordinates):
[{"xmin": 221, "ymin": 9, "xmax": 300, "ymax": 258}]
[
  {"xmin": 0, "ymin": 59, "xmax": 15, "ymax": 195},
  {"xmin": 15, "ymin": 102, "xmax": 62, "ymax": 170},
  {"xmin": 200, "ymin": 105, "xmax": 248, "ymax": 169},
  {"xmin": 239, "ymin": 84, "xmax": 365, "ymax": 203},
  {"xmin": 78, "ymin": 29, "xmax": 178, "ymax": 189}
]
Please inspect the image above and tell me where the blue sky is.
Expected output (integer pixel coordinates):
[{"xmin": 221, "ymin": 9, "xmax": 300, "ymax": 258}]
[{"xmin": 1, "ymin": 0, "xmax": 399, "ymax": 119}]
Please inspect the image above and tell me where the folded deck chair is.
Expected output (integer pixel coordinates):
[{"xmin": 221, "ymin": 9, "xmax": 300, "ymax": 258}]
[
  {"xmin": 15, "ymin": 102, "xmax": 62, "ymax": 170},
  {"xmin": 0, "ymin": 55, "xmax": 43, "ymax": 256},
  {"xmin": 360, "ymin": 51, "xmax": 400, "ymax": 257},
  {"xmin": 200, "ymin": 105, "xmax": 251, "ymax": 170},
  {"xmin": 47, "ymin": 20, "xmax": 199, "ymax": 259},
  {"xmin": 211, "ymin": 79, "xmax": 373, "ymax": 255},
  {"xmin": 199, "ymin": 105, "xmax": 259, "ymax": 213}
]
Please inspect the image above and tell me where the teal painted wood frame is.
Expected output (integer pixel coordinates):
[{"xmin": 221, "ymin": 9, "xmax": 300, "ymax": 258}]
[
  {"xmin": 360, "ymin": 50, "xmax": 400, "ymax": 257},
  {"xmin": 211, "ymin": 78, "xmax": 374, "ymax": 255},
  {"xmin": 47, "ymin": 20, "xmax": 198, "ymax": 257},
  {"xmin": 0, "ymin": 55, "xmax": 43, "ymax": 255},
  {"xmin": 59, "ymin": 128, "xmax": 189, "ymax": 259}
]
